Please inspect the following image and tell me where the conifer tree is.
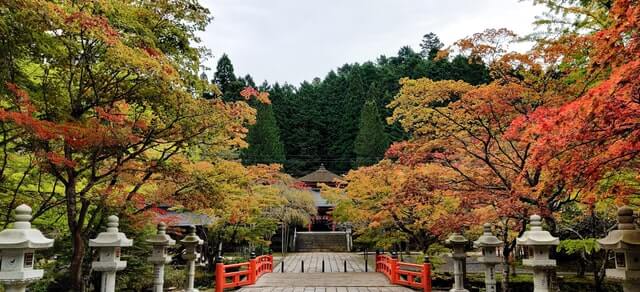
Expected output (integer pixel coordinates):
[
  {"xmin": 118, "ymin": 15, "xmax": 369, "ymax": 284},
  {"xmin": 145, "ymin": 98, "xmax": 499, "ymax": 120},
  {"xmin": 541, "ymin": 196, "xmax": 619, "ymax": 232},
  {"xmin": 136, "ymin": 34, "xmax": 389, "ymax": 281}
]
[
  {"xmin": 242, "ymin": 102, "xmax": 286, "ymax": 165},
  {"xmin": 354, "ymin": 100, "xmax": 389, "ymax": 167},
  {"xmin": 214, "ymin": 54, "xmax": 236, "ymax": 91},
  {"xmin": 214, "ymin": 54, "xmax": 245, "ymax": 101}
]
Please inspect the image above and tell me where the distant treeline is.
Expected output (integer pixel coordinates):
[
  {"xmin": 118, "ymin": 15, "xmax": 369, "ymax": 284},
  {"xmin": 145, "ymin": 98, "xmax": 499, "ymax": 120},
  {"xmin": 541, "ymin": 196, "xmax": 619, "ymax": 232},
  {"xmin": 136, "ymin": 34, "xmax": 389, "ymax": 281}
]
[{"xmin": 212, "ymin": 33, "xmax": 490, "ymax": 176}]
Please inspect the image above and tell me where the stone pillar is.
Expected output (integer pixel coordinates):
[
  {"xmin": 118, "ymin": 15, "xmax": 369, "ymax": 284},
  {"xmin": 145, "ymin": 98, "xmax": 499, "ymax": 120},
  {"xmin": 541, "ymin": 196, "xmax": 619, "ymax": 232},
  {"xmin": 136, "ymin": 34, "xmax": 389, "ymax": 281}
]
[
  {"xmin": 474, "ymin": 223, "xmax": 502, "ymax": 292},
  {"xmin": 446, "ymin": 233, "xmax": 469, "ymax": 292},
  {"xmin": 147, "ymin": 222, "xmax": 175, "ymax": 292},
  {"xmin": 516, "ymin": 215, "xmax": 559, "ymax": 292},
  {"xmin": 598, "ymin": 206, "xmax": 640, "ymax": 292},
  {"xmin": 89, "ymin": 215, "xmax": 133, "ymax": 292},
  {"xmin": 181, "ymin": 225, "xmax": 203, "ymax": 292},
  {"xmin": 0, "ymin": 205, "xmax": 54, "ymax": 292}
]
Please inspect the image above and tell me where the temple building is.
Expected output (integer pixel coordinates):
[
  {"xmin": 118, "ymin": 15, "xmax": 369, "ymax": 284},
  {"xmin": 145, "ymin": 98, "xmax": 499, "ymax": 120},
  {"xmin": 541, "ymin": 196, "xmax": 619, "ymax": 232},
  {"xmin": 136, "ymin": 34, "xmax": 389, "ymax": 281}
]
[{"xmin": 298, "ymin": 164, "xmax": 343, "ymax": 231}]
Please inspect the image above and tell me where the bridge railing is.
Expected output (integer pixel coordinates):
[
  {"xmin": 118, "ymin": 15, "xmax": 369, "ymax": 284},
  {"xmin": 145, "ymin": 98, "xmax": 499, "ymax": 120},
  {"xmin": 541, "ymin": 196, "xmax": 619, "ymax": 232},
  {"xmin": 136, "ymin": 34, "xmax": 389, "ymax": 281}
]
[
  {"xmin": 376, "ymin": 252, "xmax": 431, "ymax": 292},
  {"xmin": 215, "ymin": 253, "xmax": 274, "ymax": 292}
]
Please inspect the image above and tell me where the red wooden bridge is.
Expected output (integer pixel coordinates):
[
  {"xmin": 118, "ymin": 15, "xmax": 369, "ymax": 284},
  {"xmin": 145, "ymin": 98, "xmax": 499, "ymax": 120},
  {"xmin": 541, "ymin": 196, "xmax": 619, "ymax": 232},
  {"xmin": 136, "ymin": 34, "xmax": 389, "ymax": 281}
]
[{"xmin": 215, "ymin": 252, "xmax": 432, "ymax": 292}]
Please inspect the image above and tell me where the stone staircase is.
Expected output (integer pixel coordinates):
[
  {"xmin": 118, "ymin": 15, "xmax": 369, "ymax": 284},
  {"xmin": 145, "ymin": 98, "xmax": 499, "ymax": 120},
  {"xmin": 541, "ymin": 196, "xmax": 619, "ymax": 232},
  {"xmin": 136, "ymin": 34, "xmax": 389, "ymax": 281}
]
[{"xmin": 294, "ymin": 231, "xmax": 350, "ymax": 252}]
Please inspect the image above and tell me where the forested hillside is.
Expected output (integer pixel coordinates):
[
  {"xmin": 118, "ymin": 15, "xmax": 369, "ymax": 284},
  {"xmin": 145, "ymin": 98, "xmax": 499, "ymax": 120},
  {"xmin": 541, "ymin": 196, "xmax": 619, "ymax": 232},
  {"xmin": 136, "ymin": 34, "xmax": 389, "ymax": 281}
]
[{"xmin": 215, "ymin": 34, "xmax": 490, "ymax": 176}]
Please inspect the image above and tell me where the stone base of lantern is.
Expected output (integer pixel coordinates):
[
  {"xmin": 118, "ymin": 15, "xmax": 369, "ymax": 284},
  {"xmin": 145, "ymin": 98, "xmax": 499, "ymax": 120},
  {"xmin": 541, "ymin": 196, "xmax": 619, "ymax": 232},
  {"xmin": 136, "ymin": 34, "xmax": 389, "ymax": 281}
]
[
  {"xmin": 522, "ymin": 259, "xmax": 556, "ymax": 267},
  {"xmin": 0, "ymin": 270, "xmax": 43, "ymax": 282},
  {"xmin": 605, "ymin": 269, "xmax": 640, "ymax": 280},
  {"xmin": 92, "ymin": 261, "xmax": 127, "ymax": 272},
  {"xmin": 4, "ymin": 283, "xmax": 28, "ymax": 292},
  {"xmin": 483, "ymin": 265, "xmax": 497, "ymax": 292},
  {"xmin": 531, "ymin": 268, "xmax": 553, "ymax": 292},
  {"xmin": 0, "ymin": 278, "xmax": 40, "ymax": 292}
]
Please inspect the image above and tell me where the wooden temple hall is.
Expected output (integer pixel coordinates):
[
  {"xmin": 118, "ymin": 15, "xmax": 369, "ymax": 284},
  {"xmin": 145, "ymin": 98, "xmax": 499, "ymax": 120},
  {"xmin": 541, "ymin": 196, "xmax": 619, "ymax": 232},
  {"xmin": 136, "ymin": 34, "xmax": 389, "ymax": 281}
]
[{"xmin": 298, "ymin": 164, "xmax": 344, "ymax": 231}]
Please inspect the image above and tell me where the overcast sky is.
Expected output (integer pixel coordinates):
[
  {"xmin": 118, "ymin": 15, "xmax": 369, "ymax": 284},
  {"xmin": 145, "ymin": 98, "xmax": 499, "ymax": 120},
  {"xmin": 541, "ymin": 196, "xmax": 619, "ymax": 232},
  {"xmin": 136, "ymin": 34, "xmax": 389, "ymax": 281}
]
[{"xmin": 199, "ymin": 0, "xmax": 545, "ymax": 86}]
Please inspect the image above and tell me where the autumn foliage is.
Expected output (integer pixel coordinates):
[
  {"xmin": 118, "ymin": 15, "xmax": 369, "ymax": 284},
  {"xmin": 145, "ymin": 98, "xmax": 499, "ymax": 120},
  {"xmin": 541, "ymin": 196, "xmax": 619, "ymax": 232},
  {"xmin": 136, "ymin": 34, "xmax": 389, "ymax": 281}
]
[
  {"xmin": 0, "ymin": 0, "xmax": 303, "ymax": 290},
  {"xmin": 331, "ymin": 2, "xmax": 640, "ymax": 288}
]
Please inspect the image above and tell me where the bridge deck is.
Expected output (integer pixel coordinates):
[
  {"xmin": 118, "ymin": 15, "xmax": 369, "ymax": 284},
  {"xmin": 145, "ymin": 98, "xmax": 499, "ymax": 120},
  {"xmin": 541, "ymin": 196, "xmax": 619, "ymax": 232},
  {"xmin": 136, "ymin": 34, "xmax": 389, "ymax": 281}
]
[
  {"xmin": 238, "ymin": 253, "xmax": 413, "ymax": 292},
  {"xmin": 274, "ymin": 252, "xmax": 371, "ymax": 273}
]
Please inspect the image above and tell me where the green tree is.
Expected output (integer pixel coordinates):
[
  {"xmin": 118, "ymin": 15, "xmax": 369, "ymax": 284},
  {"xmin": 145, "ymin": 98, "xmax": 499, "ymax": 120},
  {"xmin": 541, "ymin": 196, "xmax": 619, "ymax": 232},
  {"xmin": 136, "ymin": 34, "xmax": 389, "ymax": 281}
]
[
  {"xmin": 265, "ymin": 36, "xmax": 490, "ymax": 176},
  {"xmin": 214, "ymin": 53, "xmax": 245, "ymax": 101},
  {"xmin": 242, "ymin": 103, "xmax": 286, "ymax": 165},
  {"xmin": 354, "ymin": 100, "xmax": 389, "ymax": 167},
  {"xmin": 420, "ymin": 32, "xmax": 444, "ymax": 59}
]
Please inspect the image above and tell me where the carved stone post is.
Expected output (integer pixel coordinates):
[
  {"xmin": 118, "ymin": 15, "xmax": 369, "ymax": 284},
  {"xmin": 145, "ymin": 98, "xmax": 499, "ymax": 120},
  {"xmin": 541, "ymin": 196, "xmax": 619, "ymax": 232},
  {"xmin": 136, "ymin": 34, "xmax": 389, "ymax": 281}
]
[
  {"xmin": 147, "ymin": 222, "xmax": 175, "ymax": 292},
  {"xmin": 516, "ymin": 215, "xmax": 559, "ymax": 292},
  {"xmin": 446, "ymin": 233, "xmax": 469, "ymax": 292},
  {"xmin": 0, "ymin": 205, "xmax": 54, "ymax": 292},
  {"xmin": 474, "ymin": 223, "xmax": 502, "ymax": 292},
  {"xmin": 181, "ymin": 225, "xmax": 203, "ymax": 292},
  {"xmin": 598, "ymin": 206, "xmax": 640, "ymax": 292},
  {"xmin": 89, "ymin": 215, "xmax": 133, "ymax": 292}
]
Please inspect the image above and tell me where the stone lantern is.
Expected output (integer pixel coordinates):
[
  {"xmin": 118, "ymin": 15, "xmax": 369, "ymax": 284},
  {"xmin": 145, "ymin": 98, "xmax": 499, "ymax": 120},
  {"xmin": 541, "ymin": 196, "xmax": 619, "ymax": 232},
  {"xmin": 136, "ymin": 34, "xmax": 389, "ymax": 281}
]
[
  {"xmin": 147, "ymin": 222, "xmax": 175, "ymax": 292},
  {"xmin": 89, "ymin": 215, "xmax": 133, "ymax": 292},
  {"xmin": 446, "ymin": 232, "xmax": 469, "ymax": 292},
  {"xmin": 597, "ymin": 206, "xmax": 640, "ymax": 292},
  {"xmin": 0, "ymin": 204, "xmax": 54, "ymax": 292},
  {"xmin": 473, "ymin": 223, "xmax": 502, "ymax": 292},
  {"xmin": 516, "ymin": 214, "xmax": 559, "ymax": 292},
  {"xmin": 181, "ymin": 225, "xmax": 203, "ymax": 292}
]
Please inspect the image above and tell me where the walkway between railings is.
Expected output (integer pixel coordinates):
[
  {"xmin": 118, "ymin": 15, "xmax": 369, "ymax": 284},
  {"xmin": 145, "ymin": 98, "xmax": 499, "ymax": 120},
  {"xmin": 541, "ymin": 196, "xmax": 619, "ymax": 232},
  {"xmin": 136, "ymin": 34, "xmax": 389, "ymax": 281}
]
[{"xmin": 217, "ymin": 252, "xmax": 429, "ymax": 292}]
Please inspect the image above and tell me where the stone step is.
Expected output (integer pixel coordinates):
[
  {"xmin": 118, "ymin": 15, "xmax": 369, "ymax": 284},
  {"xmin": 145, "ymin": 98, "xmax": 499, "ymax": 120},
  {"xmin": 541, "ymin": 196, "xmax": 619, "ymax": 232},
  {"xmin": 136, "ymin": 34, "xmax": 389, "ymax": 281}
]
[{"xmin": 295, "ymin": 232, "xmax": 348, "ymax": 252}]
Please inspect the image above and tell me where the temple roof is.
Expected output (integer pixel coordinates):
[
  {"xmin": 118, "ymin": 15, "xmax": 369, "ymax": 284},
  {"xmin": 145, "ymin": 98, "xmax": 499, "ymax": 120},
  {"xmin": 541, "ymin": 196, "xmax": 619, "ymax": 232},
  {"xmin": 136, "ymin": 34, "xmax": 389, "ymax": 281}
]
[{"xmin": 298, "ymin": 164, "xmax": 343, "ymax": 183}]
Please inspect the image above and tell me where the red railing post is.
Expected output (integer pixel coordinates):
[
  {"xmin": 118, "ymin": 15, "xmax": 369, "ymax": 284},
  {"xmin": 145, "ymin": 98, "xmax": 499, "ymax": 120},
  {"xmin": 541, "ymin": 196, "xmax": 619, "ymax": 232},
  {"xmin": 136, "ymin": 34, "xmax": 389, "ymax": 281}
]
[
  {"xmin": 249, "ymin": 252, "xmax": 257, "ymax": 284},
  {"xmin": 422, "ymin": 256, "xmax": 432, "ymax": 292},
  {"xmin": 215, "ymin": 256, "xmax": 225, "ymax": 292},
  {"xmin": 375, "ymin": 250, "xmax": 381, "ymax": 272},
  {"xmin": 390, "ymin": 251, "xmax": 399, "ymax": 284}
]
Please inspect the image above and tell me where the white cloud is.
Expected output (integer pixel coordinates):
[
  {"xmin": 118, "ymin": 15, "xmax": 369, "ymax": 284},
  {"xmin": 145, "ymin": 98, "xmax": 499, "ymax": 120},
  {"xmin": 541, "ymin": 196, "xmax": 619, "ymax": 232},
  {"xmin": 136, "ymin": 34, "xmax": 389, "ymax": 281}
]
[{"xmin": 199, "ymin": 0, "xmax": 546, "ymax": 85}]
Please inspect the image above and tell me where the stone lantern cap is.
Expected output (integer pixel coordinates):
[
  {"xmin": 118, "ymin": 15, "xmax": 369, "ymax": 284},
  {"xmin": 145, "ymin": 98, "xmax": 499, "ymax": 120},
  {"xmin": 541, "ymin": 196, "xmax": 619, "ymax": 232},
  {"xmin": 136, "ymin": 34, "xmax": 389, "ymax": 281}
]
[
  {"xmin": 446, "ymin": 232, "xmax": 468, "ymax": 246},
  {"xmin": 516, "ymin": 215, "xmax": 559, "ymax": 246},
  {"xmin": 180, "ymin": 225, "xmax": 203, "ymax": 246},
  {"xmin": 598, "ymin": 206, "xmax": 640, "ymax": 249},
  {"xmin": 146, "ymin": 222, "xmax": 176, "ymax": 246},
  {"xmin": 89, "ymin": 215, "xmax": 133, "ymax": 248},
  {"xmin": 474, "ymin": 223, "xmax": 502, "ymax": 248},
  {"xmin": 0, "ymin": 204, "xmax": 53, "ymax": 249}
]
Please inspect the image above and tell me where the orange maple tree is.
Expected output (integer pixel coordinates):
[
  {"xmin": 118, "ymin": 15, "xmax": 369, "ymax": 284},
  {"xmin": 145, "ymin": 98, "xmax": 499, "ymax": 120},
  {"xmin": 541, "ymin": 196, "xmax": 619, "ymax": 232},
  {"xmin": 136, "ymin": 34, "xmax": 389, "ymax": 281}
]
[{"xmin": 0, "ymin": 0, "xmax": 259, "ymax": 289}]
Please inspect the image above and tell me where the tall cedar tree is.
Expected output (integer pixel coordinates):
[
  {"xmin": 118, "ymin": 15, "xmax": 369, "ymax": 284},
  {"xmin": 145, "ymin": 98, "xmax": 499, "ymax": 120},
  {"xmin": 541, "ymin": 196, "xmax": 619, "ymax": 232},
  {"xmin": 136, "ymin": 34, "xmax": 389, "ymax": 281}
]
[
  {"xmin": 242, "ymin": 102, "xmax": 286, "ymax": 165},
  {"xmin": 354, "ymin": 100, "xmax": 389, "ymax": 167},
  {"xmin": 214, "ymin": 54, "xmax": 246, "ymax": 101}
]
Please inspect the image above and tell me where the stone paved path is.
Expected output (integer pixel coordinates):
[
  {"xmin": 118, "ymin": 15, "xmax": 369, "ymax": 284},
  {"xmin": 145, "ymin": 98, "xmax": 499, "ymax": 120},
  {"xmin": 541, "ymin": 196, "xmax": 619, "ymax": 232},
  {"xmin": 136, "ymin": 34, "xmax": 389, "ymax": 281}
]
[{"xmin": 239, "ymin": 253, "xmax": 413, "ymax": 292}]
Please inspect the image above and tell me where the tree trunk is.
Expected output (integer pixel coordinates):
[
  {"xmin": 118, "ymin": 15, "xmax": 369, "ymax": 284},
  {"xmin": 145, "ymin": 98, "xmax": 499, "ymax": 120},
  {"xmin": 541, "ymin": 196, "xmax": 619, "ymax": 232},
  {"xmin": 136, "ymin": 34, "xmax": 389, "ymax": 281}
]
[
  {"xmin": 593, "ymin": 264, "xmax": 603, "ymax": 292},
  {"xmin": 70, "ymin": 226, "xmax": 86, "ymax": 291},
  {"xmin": 65, "ymin": 171, "xmax": 86, "ymax": 292},
  {"xmin": 592, "ymin": 250, "xmax": 608, "ymax": 292},
  {"xmin": 501, "ymin": 258, "xmax": 510, "ymax": 292},
  {"xmin": 577, "ymin": 256, "xmax": 586, "ymax": 277}
]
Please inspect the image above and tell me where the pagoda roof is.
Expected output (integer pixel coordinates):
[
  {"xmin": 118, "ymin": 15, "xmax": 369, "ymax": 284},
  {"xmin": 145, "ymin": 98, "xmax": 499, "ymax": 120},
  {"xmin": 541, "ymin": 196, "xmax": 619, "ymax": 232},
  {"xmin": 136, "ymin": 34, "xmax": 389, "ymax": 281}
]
[{"xmin": 298, "ymin": 164, "xmax": 343, "ymax": 183}]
